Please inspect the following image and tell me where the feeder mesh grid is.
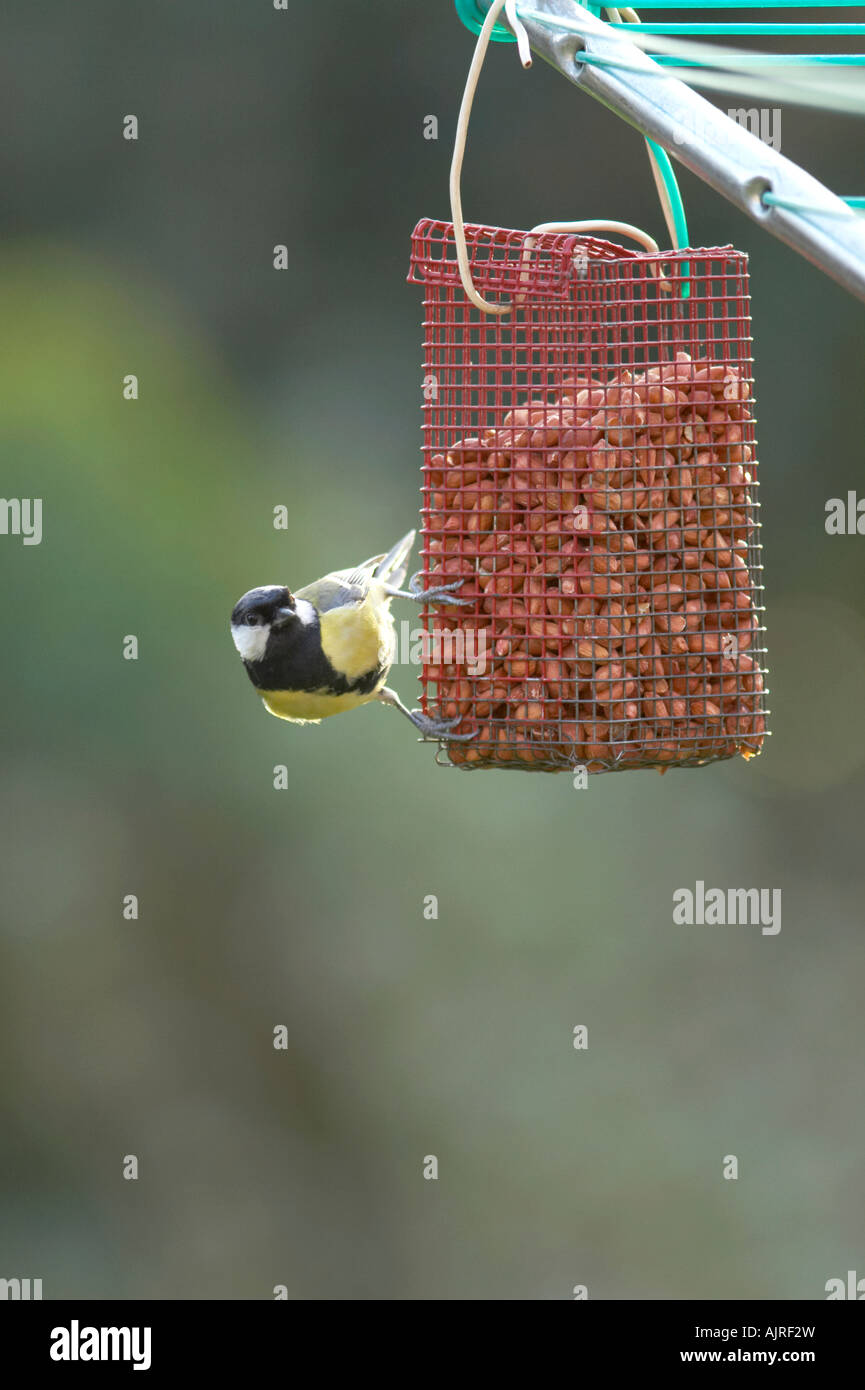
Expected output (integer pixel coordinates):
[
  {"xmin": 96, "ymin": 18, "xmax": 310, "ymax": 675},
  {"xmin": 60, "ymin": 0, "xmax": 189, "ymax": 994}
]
[{"xmin": 407, "ymin": 218, "xmax": 768, "ymax": 773}]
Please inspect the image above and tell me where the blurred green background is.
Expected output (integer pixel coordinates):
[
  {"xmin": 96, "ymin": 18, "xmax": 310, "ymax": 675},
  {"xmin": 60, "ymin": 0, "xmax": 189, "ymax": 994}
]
[{"xmin": 1, "ymin": 1, "xmax": 864, "ymax": 1300}]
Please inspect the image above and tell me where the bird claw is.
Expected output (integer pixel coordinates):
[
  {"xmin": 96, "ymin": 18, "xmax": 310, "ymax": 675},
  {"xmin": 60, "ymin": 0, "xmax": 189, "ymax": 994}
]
[
  {"xmin": 407, "ymin": 571, "xmax": 471, "ymax": 606},
  {"xmin": 409, "ymin": 710, "xmax": 476, "ymax": 742}
]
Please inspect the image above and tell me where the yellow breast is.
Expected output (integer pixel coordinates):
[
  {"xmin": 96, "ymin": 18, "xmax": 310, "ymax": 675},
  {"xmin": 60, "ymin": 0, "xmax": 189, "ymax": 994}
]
[
  {"xmin": 259, "ymin": 585, "xmax": 395, "ymax": 723},
  {"xmin": 259, "ymin": 686, "xmax": 377, "ymax": 723},
  {"xmin": 319, "ymin": 583, "xmax": 395, "ymax": 683}
]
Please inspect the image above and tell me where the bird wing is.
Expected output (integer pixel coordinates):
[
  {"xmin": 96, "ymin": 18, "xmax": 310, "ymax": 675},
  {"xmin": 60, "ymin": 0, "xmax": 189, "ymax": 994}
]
[
  {"xmin": 296, "ymin": 566, "xmax": 377, "ymax": 615},
  {"xmin": 353, "ymin": 552, "xmax": 387, "ymax": 574},
  {"xmin": 296, "ymin": 532, "xmax": 415, "ymax": 614}
]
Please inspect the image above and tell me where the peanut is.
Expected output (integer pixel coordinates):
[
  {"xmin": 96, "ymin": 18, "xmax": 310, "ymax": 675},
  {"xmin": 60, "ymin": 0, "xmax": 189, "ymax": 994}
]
[{"xmin": 421, "ymin": 357, "xmax": 764, "ymax": 770}]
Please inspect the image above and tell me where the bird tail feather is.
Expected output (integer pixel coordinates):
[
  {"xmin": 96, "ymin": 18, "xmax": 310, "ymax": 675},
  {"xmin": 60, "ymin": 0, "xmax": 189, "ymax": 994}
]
[{"xmin": 372, "ymin": 529, "xmax": 416, "ymax": 590}]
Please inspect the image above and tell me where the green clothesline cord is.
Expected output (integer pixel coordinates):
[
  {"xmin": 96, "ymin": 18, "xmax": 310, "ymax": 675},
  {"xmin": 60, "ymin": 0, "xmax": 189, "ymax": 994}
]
[
  {"xmin": 646, "ymin": 138, "xmax": 690, "ymax": 247},
  {"xmin": 762, "ymin": 192, "xmax": 859, "ymax": 217},
  {"xmin": 658, "ymin": 54, "xmax": 865, "ymax": 65},
  {"xmin": 612, "ymin": 23, "xmax": 865, "ymax": 35},
  {"xmin": 452, "ymin": 2, "xmax": 861, "ymax": 286},
  {"xmin": 646, "ymin": 138, "xmax": 691, "ymax": 297},
  {"xmin": 577, "ymin": 49, "xmax": 865, "ymax": 71},
  {"xmin": 454, "ymin": 0, "xmax": 519, "ymax": 41},
  {"xmin": 573, "ymin": 0, "xmax": 864, "ymax": 6},
  {"xmin": 454, "ymin": 0, "xmax": 865, "ymax": 40}
]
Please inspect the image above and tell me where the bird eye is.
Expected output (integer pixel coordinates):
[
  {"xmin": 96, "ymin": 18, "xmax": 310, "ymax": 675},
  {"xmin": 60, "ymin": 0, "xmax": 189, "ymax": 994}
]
[{"xmin": 245, "ymin": 613, "xmax": 260, "ymax": 627}]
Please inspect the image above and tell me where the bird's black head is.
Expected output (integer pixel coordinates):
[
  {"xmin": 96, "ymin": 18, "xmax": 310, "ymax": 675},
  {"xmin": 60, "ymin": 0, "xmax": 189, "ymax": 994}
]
[{"xmin": 230, "ymin": 585, "xmax": 296, "ymax": 665}]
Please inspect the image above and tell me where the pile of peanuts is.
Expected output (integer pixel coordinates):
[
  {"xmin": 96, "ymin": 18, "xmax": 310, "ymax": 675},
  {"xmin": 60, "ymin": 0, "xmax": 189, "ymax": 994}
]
[{"xmin": 421, "ymin": 351, "xmax": 767, "ymax": 771}]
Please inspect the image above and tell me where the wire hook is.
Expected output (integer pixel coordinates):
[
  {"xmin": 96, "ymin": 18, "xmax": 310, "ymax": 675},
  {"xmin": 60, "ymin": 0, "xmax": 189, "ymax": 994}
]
[
  {"xmin": 506, "ymin": 0, "xmax": 533, "ymax": 68},
  {"xmin": 449, "ymin": 0, "xmax": 529, "ymax": 315},
  {"xmin": 450, "ymin": 2, "xmax": 666, "ymax": 315}
]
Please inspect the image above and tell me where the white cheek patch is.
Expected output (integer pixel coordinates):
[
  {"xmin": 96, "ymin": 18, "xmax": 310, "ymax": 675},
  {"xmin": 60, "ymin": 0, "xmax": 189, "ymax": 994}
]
[
  {"xmin": 231, "ymin": 622, "xmax": 271, "ymax": 663},
  {"xmin": 294, "ymin": 599, "xmax": 318, "ymax": 627}
]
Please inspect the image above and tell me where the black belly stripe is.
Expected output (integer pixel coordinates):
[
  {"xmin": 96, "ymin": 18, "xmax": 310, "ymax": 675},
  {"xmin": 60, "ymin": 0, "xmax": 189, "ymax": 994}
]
[{"xmin": 244, "ymin": 612, "xmax": 386, "ymax": 697}]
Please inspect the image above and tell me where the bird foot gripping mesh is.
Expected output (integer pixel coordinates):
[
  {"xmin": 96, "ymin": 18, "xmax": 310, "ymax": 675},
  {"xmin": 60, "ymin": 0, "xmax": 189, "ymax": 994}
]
[{"xmin": 407, "ymin": 218, "xmax": 768, "ymax": 773}]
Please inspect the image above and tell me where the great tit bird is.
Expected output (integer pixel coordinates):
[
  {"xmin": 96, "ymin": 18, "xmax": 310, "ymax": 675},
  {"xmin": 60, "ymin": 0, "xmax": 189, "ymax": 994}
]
[{"xmin": 230, "ymin": 529, "xmax": 473, "ymax": 740}]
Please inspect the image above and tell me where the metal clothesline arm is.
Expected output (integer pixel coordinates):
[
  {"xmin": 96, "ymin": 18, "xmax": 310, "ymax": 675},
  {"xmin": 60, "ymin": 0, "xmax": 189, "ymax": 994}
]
[{"xmin": 476, "ymin": 0, "xmax": 865, "ymax": 303}]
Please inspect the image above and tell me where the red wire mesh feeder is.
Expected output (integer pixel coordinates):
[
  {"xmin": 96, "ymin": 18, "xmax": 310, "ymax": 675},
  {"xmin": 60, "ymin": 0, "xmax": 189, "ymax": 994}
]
[{"xmin": 407, "ymin": 218, "xmax": 768, "ymax": 774}]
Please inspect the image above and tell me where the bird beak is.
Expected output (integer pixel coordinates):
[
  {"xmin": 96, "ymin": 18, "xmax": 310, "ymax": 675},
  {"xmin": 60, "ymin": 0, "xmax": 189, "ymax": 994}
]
[{"xmin": 271, "ymin": 606, "xmax": 295, "ymax": 630}]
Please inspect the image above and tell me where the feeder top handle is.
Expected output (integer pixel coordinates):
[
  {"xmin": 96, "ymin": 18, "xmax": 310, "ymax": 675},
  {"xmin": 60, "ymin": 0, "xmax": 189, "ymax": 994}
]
[
  {"xmin": 450, "ymin": 0, "xmax": 668, "ymax": 313},
  {"xmin": 449, "ymin": 0, "xmax": 531, "ymax": 314},
  {"xmin": 455, "ymin": 1, "xmax": 692, "ymax": 263}
]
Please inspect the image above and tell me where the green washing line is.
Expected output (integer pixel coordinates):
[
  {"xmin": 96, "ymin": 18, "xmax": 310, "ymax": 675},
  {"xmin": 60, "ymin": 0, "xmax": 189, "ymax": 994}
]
[
  {"xmin": 612, "ymin": 23, "xmax": 865, "ymax": 36},
  {"xmin": 454, "ymin": 0, "xmax": 520, "ymax": 41},
  {"xmin": 453, "ymin": 1, "xmax": 862, "ymax": 285},
  {"xmin": 656, "ymin": 54, "xmax": 865, "ymax": 65},
  {"xmin": 454, "ymin": 2, "xmax": 865, "ymax": 39},
  {"xmin": 646, "ymin": 140, "xmax": 689, "ymax": 249},
  {"xmin": 647, "ymin": 138, "xmax": 691, "ymax": 297}
]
